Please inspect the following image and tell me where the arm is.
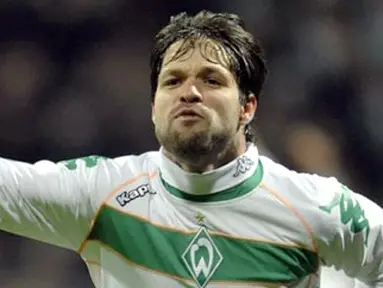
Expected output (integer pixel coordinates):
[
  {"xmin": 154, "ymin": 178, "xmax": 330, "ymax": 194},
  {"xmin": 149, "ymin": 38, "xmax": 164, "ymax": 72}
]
[
  {"xmin": 0, "ymin": 155, "xmax": 118, "ymax": 251},
  {"xmin": 317, "ymin": 178, "xmax": 383, "ymax": 287}
]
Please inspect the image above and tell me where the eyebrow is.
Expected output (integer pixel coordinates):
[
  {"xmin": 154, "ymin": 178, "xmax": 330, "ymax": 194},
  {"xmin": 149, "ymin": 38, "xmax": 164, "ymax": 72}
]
[{"xmin": 159, "ymin": 65, "xmax": 229, "ymax": 80}]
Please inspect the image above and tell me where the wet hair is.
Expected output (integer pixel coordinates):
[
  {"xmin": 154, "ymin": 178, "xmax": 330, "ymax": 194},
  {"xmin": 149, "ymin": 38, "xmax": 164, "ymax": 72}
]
[{"xmin": 150, "ymin": 10, "xmax": 268, "ymax": 142}]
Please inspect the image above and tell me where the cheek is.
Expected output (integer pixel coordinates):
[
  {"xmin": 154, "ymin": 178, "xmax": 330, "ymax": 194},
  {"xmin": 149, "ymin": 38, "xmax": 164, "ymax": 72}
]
[
  {"xmin": 153, "ymin": 99, "xmax": 174, "ymax": 130},
  {"xmin": 210, "ymin": 109, "xmax": 232, "ymax": 130},
  {"xmin": 215, "ymin": 101, "xmax": 240, "ymax": 125},
  {"xmin": 153, "ymin": 97, "xmax": 167, "ymax": 119}
]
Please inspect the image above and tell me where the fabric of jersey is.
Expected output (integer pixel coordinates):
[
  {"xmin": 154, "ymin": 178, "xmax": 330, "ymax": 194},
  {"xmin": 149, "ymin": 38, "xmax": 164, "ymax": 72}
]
[{"xmin": 0, "ymin": 144, "xmax": 382, "ymax": 287}]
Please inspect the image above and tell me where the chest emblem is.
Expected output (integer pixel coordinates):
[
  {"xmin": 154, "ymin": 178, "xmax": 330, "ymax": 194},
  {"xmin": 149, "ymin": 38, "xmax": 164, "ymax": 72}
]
[{"xmin": 182, "ymin": 226, "xmax": 223, "ymax": 288}]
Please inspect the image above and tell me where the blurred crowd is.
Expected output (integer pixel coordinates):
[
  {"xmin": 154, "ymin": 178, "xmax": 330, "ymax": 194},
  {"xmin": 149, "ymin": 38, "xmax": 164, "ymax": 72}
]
[{"xmin": 0, "ymin": 1, "xmax": 382, "ymax": 287}]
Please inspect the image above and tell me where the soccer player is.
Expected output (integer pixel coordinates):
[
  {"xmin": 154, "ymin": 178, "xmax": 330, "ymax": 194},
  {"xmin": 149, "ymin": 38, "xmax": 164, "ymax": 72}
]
[{"xmin": 0, "ymin": 11, "xmax": 382, "ymax": 288}]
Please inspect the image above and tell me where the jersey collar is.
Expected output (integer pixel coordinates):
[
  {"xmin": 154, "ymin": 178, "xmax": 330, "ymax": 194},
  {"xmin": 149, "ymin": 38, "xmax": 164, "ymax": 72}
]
[{"xmin": 159, "ymin": 143, "xmax": 263, "ymax": 202}]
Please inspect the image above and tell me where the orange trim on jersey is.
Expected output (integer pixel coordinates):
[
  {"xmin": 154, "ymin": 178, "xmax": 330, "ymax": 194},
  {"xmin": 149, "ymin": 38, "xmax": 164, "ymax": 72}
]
[
  {"xmin": 84, "ymin": 259, "xmax": 101, "ymax": 266},
  {"xmin": 102, "ymin": 202, "xmax": 316, "ymax": 252},
  {"xmin": 77, "ymin": 171, "xmax": 158, "ymax": 254},
  {"xmin": 307, "ymin": 274, "xmax": 313, "ymax": 288},
  {"xmin": 259, "ymin": 183, "xmax": 320, "ymax": 275}
]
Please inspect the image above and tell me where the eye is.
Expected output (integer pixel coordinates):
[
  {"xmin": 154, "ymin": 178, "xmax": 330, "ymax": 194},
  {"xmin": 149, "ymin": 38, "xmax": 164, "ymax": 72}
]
[
  {"xmin": 205, "ymin": 78, "xmax": 221, "ymax": 86},
  {"xmin": 164, "ymin": 78, "xmax": 181, "ymax": 87}
]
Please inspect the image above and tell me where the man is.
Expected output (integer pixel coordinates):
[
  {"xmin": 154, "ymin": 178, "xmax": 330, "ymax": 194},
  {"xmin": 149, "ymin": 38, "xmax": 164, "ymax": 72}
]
[{"xmin": 0, "ymin": 11, "xmax": 381, "ymax": 288}]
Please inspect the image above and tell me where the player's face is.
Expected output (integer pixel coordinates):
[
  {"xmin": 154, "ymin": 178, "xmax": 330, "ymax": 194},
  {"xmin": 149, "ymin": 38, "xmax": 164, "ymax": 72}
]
[{"xmin": 152, "ymin": 39, "xmax": 248, "ymax": 161}]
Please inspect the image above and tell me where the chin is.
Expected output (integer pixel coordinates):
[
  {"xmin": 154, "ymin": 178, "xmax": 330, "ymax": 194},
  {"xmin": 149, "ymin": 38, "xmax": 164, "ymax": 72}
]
[{"xmin": 177, "ymin": 127, "xmax": 209, "ymax": 140}]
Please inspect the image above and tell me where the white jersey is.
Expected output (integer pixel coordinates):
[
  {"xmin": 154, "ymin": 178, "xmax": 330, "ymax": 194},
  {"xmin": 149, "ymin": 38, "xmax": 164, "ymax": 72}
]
[{"xmin": 0, "ymin": 144, "xmax": 382, "ymax": 287}]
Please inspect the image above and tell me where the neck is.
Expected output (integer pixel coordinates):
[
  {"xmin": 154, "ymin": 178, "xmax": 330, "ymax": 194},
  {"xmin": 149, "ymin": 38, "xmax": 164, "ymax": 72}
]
[{"xmin": 163, "ymin": 135, "xmax": 247, "ymax": 173}]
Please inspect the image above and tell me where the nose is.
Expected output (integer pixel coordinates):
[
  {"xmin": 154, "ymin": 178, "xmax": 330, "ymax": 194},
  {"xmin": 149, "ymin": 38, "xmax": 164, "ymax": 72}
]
[{"xmin": 180, "ymin": 82, "xmax": 203, "ymax": 103}]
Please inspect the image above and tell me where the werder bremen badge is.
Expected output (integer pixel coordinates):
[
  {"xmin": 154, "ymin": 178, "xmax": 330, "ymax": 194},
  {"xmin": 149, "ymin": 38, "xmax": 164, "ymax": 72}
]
[{"xmin": 182, "ymin": 226, "xmax": 223, "ymax": 288}]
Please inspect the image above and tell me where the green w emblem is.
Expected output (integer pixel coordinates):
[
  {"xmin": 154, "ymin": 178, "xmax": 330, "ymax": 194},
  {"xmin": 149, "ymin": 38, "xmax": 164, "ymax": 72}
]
[
  {"xmin": 320, "ymin": 185, "xmax": 370, "ymax": 245},
  {"xmin": 182, "ymin": 227, "xmax": 223, "ymax": 288}
]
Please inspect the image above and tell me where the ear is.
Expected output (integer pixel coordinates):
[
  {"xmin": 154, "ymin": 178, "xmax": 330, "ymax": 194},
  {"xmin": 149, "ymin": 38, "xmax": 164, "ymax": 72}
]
[
  {"xmin": 151, "ymin": 103, "xmax": 156, "ymax": 124},
  {"xmin": 240, "ymin": 93, "xmax": 257, "ymax": 125}
]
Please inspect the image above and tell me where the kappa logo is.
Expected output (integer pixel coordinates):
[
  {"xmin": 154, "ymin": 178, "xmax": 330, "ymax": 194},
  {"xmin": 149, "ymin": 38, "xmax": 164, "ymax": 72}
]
[
  {"xmin": 61, "ymin": 155, "xmax": 107, "ymax": 171},
  {"xmin": 233, "ymin": 156, "xmax": 254, "ymax": 177},
  {"xmin": 319, "ymin": 184, "xmax": 370, "ymax": 246},
  {"xmin": 116, "ymin": 183, "xmax": 156, "ymax": 207}
]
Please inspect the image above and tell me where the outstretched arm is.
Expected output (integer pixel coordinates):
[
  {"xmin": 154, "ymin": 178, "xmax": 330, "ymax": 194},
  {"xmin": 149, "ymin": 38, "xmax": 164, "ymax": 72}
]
[{"xmin": 0, "ymin": 155, "xmax": 117, "ymax": 251}]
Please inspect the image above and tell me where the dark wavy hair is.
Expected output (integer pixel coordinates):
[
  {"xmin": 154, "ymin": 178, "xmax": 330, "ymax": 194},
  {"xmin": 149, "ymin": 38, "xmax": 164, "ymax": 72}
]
[{"xmin": 150, "ymin": 11, "xmax": 268, "ymax": 142}]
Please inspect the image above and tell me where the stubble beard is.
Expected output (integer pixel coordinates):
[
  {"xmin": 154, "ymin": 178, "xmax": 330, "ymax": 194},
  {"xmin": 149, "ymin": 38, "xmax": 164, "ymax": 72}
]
[{"xmin": 156, "ymin": 123, "xmax": 234, "ymax": 168}]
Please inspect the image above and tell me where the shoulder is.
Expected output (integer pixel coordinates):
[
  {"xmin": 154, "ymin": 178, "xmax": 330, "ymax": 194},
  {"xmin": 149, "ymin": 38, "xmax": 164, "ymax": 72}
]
[
  {"xmin": 56, "ymin": 150, "xmax": 161, "ymax": 192},
  {"xmin": 258, "ymin": 156, "xmax": 378, "ymax": 242},
  {"xmin": 258, "ymin": 155, "xmax": 351, "ymax": 238},
  {"xmin": 60, "ymin": 150, "xmax": 161, "ymax": 173},
  {"xmin": 259, "ymin": 155, "xmax": 340, "ymax": 207},
  {"xmin": 111, "ymin": 150, "xmax": 161, "ymax": 173}
]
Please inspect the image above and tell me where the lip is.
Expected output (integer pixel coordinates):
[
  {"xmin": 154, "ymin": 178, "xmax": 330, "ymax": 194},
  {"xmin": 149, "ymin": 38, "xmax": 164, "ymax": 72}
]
[{"xmin": 174, "ymin": 108, "xmax": 203, "ymax": 119}]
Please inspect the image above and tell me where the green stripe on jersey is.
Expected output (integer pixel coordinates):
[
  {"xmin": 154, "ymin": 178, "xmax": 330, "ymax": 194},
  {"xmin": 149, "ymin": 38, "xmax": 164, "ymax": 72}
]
[
  {"xmin": 88, "ymin": 205, "xmax": 318, "ymax": 285},
  {"xmin": 161, "ymin": 160, "xmax": 264, "ymax": 202}
]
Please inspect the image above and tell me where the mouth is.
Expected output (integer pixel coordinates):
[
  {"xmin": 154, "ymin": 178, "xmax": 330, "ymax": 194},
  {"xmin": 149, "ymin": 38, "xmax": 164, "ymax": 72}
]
[{"xmin": 175, "ymin": 109, "xmax": 203, "ymax": 119}]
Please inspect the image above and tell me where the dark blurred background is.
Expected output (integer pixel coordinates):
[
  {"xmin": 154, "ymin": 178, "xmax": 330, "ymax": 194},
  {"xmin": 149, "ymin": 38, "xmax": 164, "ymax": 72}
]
[{"xmin": 0, "ymin": 1, "xmax": 382, "ymax": 287}]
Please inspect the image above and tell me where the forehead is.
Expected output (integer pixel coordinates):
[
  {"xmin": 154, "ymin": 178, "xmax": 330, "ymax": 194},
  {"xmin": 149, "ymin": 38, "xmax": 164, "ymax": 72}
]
[{"xmin": 161, "ymin": 38, "xmax": 232, "ymax": 72}]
